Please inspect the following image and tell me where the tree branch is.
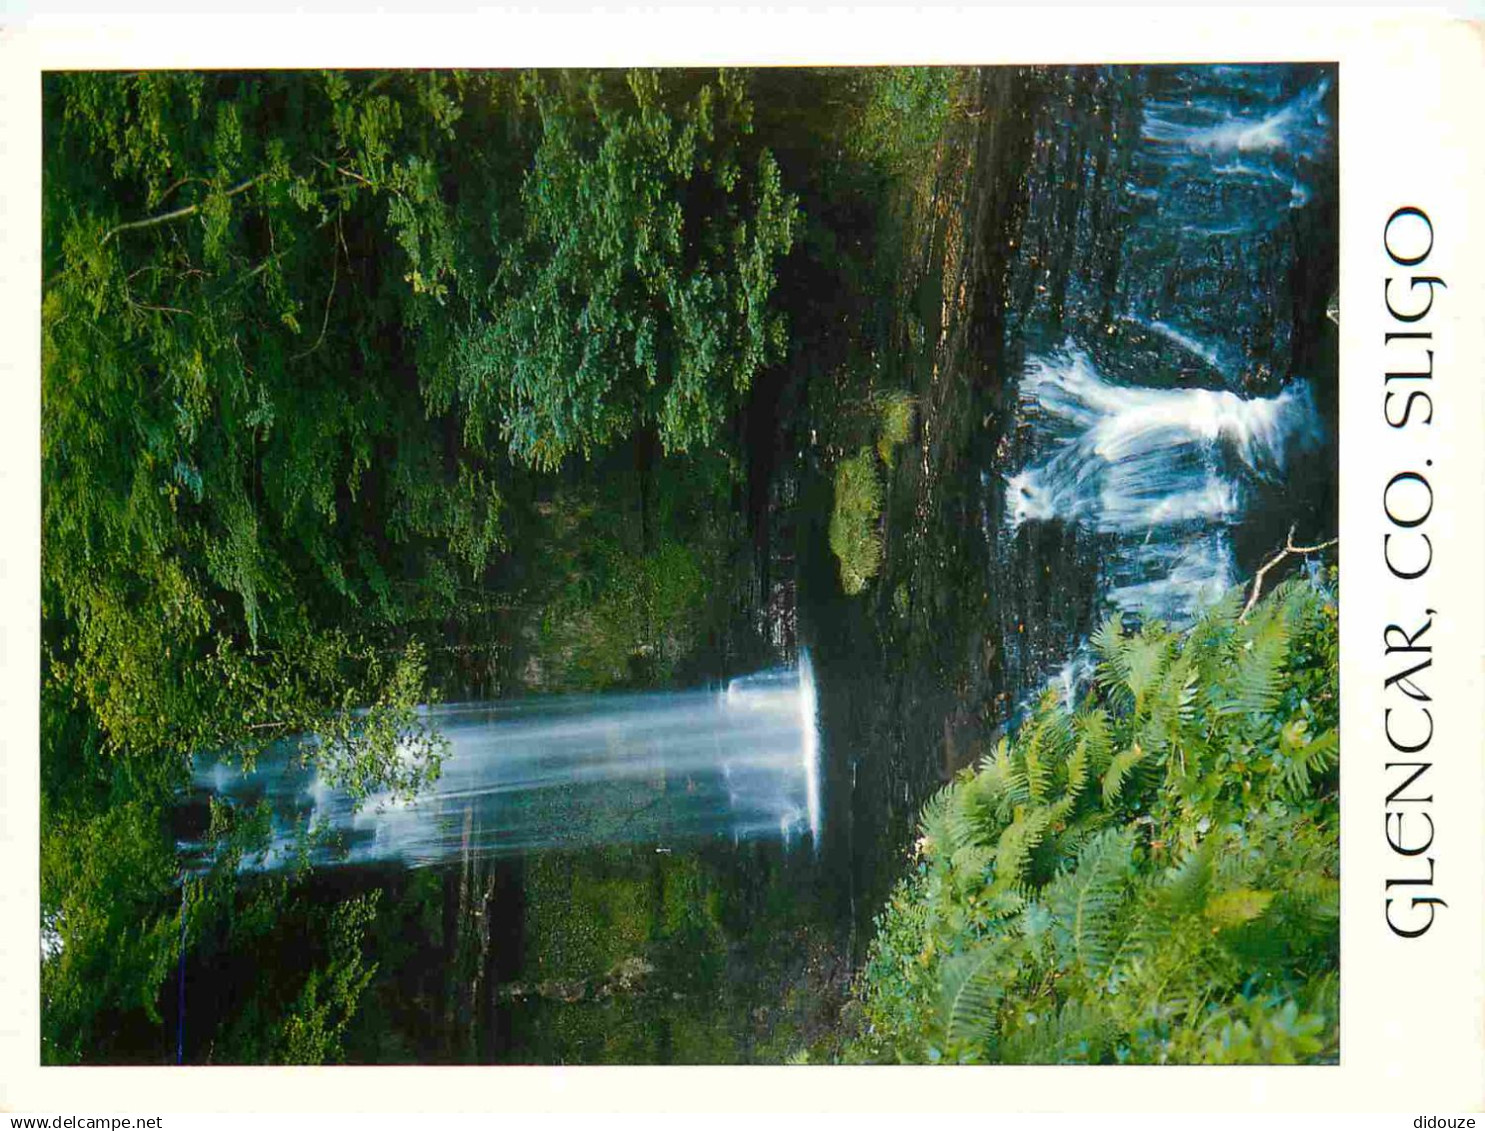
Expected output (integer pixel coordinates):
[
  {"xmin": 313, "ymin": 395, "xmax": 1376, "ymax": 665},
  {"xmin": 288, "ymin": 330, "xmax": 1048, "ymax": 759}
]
[
  {"xmin": 1240, "ymin": 526, "xmax": 1338, "ymax": 621},
  {"xmin": 290, "ymin": 215, "xmax": 340, "ymax": 362},
  {"xmin": 314, "ymin": 157, "xmax": 375, "ymax": 188},
  {"xmin": 154, "ymin": 176, "xmax": 209, "ymax": 208},
  {"xmin": 240, "ymin": 254, "xmax": 282, "ymax": 283},
  {"xmin": 101, "ymin": 175, "xmax": 266, "ymax": 246}
]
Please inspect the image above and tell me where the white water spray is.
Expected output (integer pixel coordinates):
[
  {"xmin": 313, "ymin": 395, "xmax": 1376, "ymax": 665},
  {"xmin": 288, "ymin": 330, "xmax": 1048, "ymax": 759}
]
[
  {"xmin": 1006, "ymin": 346, "xmax": 1320, "ymax": 621},
  {"xmin": 1141, "ymin": 79, "xmax": 1330, "ymax": 157},
  {"xmin": 185, "ymin": 657, "xmax": 824, "ymax": 870}
]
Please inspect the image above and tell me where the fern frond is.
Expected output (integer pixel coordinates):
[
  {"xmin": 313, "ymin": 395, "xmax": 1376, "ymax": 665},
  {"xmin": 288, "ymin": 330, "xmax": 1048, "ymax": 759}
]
[
  {"xmin": 1062, "ymin": 731, "xmax": 1090, "ymax": 802},
  {"xmin": 1043, "ymin": 827, "xmax": 1136, "ymax": 977},
  {"xmin": 948, "ymin": 783, "xmax": 992, "ymax": 849},
  {"xmin": 1157, "ymin": 836, "xmax": 1219, "ymax": 915},
  {"xmin": 1196, "ymin": 589, "xmax": 1242, "ymax": 634},
  {"xmin": 1074, "ymin": 708, "xmax": 1112, "ymax": 777},
  {"xmin": 1023, "ymin": 742, "xmax": 1050, "ymax": 805},
  {"xmin": 917, "ymin": 785, "xmax": 955, "ymax": 859},
  {"xmin": 949, "ymin": 842, "xmax": 995, "ymax": 886},
  {"xmin": 1118, "ymin": 836, "xmax": 1220, "ymax": 975},
  {"xmin": 1101, "ymin": 743, "xmax": 1146, "ymax": 807},
  {"xmin": 1277, "ymin": 728, "xmax": 1338, "ymax": 801},
  {"xmin": 940, "ymin": 942, "xmax": 1005, "ymax": 1053},
  {"xmin": 999, "ymin": 998, "xmax": 1115, "ymax": 1064},
  {"xmin": 977, "ymin": 735, "xmax": 1027, "ymax": 809},
  {"xmin": 1219, "ymin": 610, "xmax": 1290, "ymax": 718},
  {"xmin": 1045, "ymin": 813, "xmax": 1108, "ymax": 869},
  {"xmin": 1147, "ymin": 646, "xmax": 1198, "ymax": 750},
  {"xmin": 1121, "ymin": 630, "xmax": 1171, "ymax": 713},
  {"xmin": 1092, "ymin": 616, "xmax": 1136, "ymax": 713},
  {"xmin": 1091, "ymin": 614, "xmax": 1125, "ymax": 668},
  {"xmin": 993, "ymin": 806, "xmax": 1054, "ymax": 891}
]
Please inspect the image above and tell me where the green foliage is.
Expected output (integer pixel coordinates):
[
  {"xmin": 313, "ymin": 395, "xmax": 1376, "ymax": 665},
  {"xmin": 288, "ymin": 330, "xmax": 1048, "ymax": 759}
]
[
  {"xmin": 842, "ymin": 68, "xmax": 957, "ymax": 174},
  {"xmin": 849, "ymin": 573, "xmax": 1340, "ymax": 1064},
  {"xmin": 535, "ymin": 534, "xmax": 707, "ymax": 691},
  {"xmin": 439, "ymin": 70, "xmax": 799, "ymax": 469},
  {"xmin": 42, "ymin": 70, "xmax": 495, "ymax": 783},
  {"xmin": 39, "ymin": 67, "xmax": 808, "ymax": 1061},
  {"xmin": 829, "ymin": 449, "xmax": 884, "ymax": 595},
  {"xmin": 37, "ymin": 63, "xmax": 981, "ymax": 1065},
  {"xmin": 292, "ymin": 641, "xmax": 450, "ymax": 805},
  {"xmin": 40, "ymin": 800, "xmax": 181, "ymax": 1064},
  {"xmin": 277, "ymin": 893, "xmax": 381, "ymax": 1065},
  {"xmin": 875, "ymin": 392, "xmax": 916, "ymax": 469},
  {"xmin": 39, "ymin": 70, "xmax": 502, "ymax": 1063},
  {"xmin": 515, "ymin": 849, "xmax": 732, "ymax": 1062},
  {"xmin": 825, "ymin": 392, "xmax": 914, "ymax": 595},
  {"xmin": 42, "ymin": 777, "xmax": 288, "ymax": 1064}
]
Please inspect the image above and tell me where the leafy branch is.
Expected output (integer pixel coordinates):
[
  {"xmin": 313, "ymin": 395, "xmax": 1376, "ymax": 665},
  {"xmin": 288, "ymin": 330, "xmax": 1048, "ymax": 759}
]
[{"xmin": 100, "ymin": 175, "xmax": 266, "ymax": 246}]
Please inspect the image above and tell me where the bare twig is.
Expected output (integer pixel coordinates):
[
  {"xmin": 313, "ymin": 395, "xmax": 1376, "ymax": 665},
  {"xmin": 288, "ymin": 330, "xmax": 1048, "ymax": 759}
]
[{"xmin": 1241, "ymin": 525, "xmax": 1339, "ymax": 621}]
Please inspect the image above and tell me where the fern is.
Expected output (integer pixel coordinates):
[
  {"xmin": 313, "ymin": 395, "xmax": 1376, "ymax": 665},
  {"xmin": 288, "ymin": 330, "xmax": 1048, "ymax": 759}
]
[
  {"xmin": 998, "ymin": 999, "xmax": 1115, "ymax": 1064},
  {"xmin": 1220, "ymin": 608, "xmax": 1290, "ymax": 718},
  {"xmin": 850, "ymin": 573, "xmax": 1339, "ymax": 1066},
  {"xmin": 1042, "ymin": 827, "xmax": 1135, "ymax": 978},
  {"xmin": 992, "ymin": 806, "xmax": 1054, "ymax": 892},
  {"xmin": 1276, "ymin": 727, "xmax": 1338, "ymax": 801},
  {"xmin": 1022, "ymin": 742, "xmax": 1050, "ymax": 805},
  {"xmin": 1073, "ymin": 708, "xmax": 1112, "ymax": 777},
  {"xmin": 1101, "ymin": 743, "xmax": 1145, "ymax": 807},
  {"xmin": 939, "ymin": 942, "xmax": 1006, "ymax": 1054},
  {"xmin": 917, "ymin": 785, "xmax": 954, "ymax": 854},
  {"xmin": 1121, "ymin": 629, "xmax": 1171, "ymax": 713}
]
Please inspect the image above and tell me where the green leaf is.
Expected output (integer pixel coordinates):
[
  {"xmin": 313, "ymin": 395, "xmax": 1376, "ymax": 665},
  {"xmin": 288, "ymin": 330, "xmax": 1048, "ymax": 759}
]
[{"xmin": 1204, "ymin": 889, "xmax": 1275, "ymax": 928}]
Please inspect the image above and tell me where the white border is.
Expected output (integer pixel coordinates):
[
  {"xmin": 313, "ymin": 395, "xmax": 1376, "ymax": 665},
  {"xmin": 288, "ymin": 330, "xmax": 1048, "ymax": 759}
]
[{"xmin": 1, "ymin": 6, "xmax": 1481, "ymax": 1115}]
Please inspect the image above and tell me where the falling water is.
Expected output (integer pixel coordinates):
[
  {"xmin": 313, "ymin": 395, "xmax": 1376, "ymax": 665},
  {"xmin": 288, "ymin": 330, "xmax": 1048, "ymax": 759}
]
[
  {"xmin": 1138, "ymin": 78, "xmax": 1331, "ymax": 222},
  {"xmin": 1116, "ymin": 71, "xmax": 1334, "ymax": 381},
  {"xmin": 183, "ymin": 655, "xmax": 823, "ymax": 870},
  {"xmin": 1004, "ymin": 66, "xmax": 1333, "ymax": 630},
  {"xmin": 1006, "ymin": 345, "xmax": 1321, "ymax": 620}
]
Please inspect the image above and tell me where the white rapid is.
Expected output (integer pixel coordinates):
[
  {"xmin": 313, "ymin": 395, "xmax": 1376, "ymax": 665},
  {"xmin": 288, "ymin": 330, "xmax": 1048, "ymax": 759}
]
[
  {"xmin": 1004, "ymin": 67, "xmax": 1332, "ymax": 632},
  {"xmin": 184, "ymin": 655, "xmax": 823, "ymax": 870},
  {"xmin": 1141, "ymin": 78, "xmax": 1330, "ymax": 157},
  {"xmin": 1006, "ymin": 346, "xmax": 1321, "ymax": 623},
  {"xmin": 1136, "ymin": 78, "xmax": 1332, "ymax": 233}
]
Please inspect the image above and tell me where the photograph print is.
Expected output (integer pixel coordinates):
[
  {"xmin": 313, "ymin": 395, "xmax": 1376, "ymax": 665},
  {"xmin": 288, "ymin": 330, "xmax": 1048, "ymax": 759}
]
[{"xmin": 39, "ymin": 63, "xmax": 1339, "ymax": 1066}]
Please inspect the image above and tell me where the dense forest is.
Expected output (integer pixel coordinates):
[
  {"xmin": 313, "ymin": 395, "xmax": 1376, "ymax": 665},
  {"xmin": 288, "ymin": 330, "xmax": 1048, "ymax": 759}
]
[
  {"xmin": 40, "ymin": 65, "xmax": 1338, "ymax": 1065},
  {"xmin": 40, "ymin": 66, "xmax": 956, "ymax": 1063}
]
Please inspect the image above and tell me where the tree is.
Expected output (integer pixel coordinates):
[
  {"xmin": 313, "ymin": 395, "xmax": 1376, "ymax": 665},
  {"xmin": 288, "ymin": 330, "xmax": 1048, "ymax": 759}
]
[
  {"xmin": 39, "ymin": 71, "xmax": 496, "ymax": 1063},
  {"xmin": 42, "ymin": 72, "xmax": 488, "ymax": 785},
  {"xmin": 434, "ymin": 69, "xmax": 799, "ymax": 469},
  {"xmin": 39, "ymin": 67, "xmax": 803, "ymax": 1062}
]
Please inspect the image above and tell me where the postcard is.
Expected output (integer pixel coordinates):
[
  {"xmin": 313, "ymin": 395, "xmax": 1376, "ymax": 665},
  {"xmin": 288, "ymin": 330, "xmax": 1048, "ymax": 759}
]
[{"xmin": 0, "ymin": 5, "xmax": 1480, "ymax": 1119}]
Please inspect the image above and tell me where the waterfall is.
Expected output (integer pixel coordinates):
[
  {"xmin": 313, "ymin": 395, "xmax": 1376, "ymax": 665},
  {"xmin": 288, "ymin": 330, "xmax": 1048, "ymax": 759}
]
[
  {"xmin": 1007, "ymin": 347, "xmax": 1316, "ymax": 530},
  {"xmin": 1136, "ymin": 77, "xmax": 1331, "ymax": 232},
  {"xmin": 1003, "ymin": 65, "xmax": 1333, "ymax": 636},
  {"xmin": 1006, "ymin": 346, "xmax": 1320, "ymax": 622},
  {"xmin": 183, "ymin": 654, "xmax": 823, "ymax": 870}
]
